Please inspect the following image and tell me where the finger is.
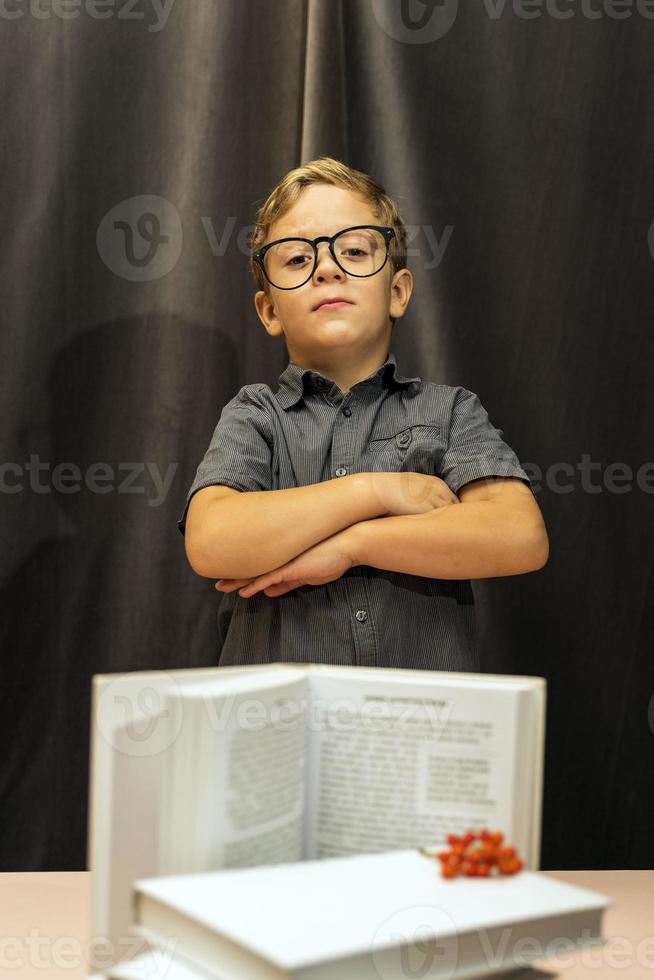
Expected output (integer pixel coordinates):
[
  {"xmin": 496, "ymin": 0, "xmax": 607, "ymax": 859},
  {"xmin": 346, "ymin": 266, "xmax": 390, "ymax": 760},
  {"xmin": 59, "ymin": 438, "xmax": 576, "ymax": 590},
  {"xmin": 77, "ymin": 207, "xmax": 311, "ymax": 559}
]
[
  {"xmin": 263, "ymin": 584, "xmax": 290, "ymax": 596},
  {"xmin": 239, "ymin": 577, "xmax": 271, "ymax": 597},
  {"xmin": 272, "ymin": 579, "xmax": 304, "ymax": 595},
  {"xmin": 264, "ymin": 580, "xmax": 300, "ymax": 596},
  {"xmin": 239, "ymin": 566, "xmax": 301, "ymax": 597},
  {"xmin": 245, "ymin": 572, "xmax": 297, "ymax": 597},
  {"xmin": 215, "ymin": 578, "xmax": 254, "ymax": 591}
]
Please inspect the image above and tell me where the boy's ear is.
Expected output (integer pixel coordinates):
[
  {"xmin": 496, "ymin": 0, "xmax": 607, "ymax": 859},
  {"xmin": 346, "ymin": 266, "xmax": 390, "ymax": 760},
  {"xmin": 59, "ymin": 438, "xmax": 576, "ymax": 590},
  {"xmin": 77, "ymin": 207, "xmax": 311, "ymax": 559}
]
[
  {"xmin": 254, "ymin": 290, "xmax": 283, "ymax": 337},
  {"xmin": 389, "ymin": 268, "xmax": 413, "ymax": 321}
]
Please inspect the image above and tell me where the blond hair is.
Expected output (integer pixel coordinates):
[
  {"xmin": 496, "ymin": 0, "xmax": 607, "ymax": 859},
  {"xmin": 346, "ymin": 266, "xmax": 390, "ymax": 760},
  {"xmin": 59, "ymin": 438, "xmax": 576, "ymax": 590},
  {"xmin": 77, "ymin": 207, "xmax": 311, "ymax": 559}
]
[{"xmin": 248, "ymin": 157, "xmax": 408, "ymax": 327}]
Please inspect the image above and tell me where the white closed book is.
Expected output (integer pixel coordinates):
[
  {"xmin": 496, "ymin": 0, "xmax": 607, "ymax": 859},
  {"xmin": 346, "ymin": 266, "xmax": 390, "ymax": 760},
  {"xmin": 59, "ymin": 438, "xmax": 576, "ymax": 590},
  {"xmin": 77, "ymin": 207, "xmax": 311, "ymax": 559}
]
[{"xmin": 131, "ymin": 848, "xmax": 612, "ymax": 980}]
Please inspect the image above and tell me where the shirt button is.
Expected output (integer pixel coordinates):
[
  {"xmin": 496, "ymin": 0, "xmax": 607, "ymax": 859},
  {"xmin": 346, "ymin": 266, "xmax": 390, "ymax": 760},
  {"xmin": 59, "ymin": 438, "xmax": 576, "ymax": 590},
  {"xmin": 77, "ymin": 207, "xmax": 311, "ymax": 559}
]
[
  {"xmin": 355, "ymin": 609, "xmax": 368, "ymax": 622},
  {"xmin": 335, "ymin": 467, "xmax": 347, "ymax": 477},
  {"xmin": 342, "ymin": 407, "xmax": 352, "ymax": 417},
  {"xmin": 398, "ymin": 431, "xmax": 411, "ymax": 447}
]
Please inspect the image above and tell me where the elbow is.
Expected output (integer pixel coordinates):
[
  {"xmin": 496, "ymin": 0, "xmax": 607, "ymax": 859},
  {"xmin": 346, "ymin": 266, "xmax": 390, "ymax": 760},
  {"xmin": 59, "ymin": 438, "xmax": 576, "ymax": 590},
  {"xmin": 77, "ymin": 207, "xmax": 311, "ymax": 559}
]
[
  {"xmin": 502, "ymin": 523, "xmax": 549, "ymax": 576},
  {"xmin": 523, "ymin": 527, "xmax": 549, "ymax": 572},
  {"xmin": 184, "ymin": 537, "xmax": 215, "ymax": 579},
  {"xmin": 183, "ymin": 507, "xmax": 245, "ymax": 579},
  {"xmin": 183, "ymin": 520, "xmax": 225, "ymax": 579},
  {"xmin": 184, "ymin": 528, "xmax": 261, "ymax": 580}
]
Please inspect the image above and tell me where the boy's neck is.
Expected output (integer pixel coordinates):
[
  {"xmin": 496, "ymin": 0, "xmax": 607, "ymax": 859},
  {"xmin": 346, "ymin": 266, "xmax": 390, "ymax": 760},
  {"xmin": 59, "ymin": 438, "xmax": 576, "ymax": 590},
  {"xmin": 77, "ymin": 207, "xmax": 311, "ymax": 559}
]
[{"xmin": 290, "ymin": 347, "xmax": 392, "ymax": 397}]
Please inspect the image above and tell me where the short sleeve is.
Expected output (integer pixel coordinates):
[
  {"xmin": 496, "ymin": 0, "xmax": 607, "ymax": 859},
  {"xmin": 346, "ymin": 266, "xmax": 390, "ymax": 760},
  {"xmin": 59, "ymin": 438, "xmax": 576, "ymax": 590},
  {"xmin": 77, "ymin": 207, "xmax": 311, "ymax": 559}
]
[
  {"xmin": 440, "ymin": 387, "xmax": 533, "ymax": 496},
  {"xmin": 177, "ymin": 386, "xmax": 273, "ymax": 536}
]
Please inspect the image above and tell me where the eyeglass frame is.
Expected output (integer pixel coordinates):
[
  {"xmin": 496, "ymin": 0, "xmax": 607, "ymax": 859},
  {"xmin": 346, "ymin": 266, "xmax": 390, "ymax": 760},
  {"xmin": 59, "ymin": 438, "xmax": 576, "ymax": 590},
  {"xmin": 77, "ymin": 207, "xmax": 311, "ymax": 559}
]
[{"xmin": 251, "ymin": 224, "xmax": 397, "ymax": 290}]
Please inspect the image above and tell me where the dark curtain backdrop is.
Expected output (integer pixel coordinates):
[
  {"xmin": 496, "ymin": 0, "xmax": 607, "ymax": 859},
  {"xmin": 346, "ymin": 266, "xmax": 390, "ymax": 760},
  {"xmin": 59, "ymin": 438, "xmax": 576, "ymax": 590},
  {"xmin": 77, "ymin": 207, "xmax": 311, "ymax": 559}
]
[{"xmin": 1, "ymin": 0, "xmax": 653, "ymax": 872}]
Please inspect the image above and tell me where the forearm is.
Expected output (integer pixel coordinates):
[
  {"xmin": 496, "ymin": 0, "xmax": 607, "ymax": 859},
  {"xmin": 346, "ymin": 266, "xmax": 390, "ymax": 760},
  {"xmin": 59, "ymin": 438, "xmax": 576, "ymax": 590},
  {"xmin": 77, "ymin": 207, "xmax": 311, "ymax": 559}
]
[
  {"xmin": 193, "ymin": 474, "xmax": 388, "ymax": 579},
  {"xmin": 348, "ymin": 501, "xmax": 549, "ymax": 580}
]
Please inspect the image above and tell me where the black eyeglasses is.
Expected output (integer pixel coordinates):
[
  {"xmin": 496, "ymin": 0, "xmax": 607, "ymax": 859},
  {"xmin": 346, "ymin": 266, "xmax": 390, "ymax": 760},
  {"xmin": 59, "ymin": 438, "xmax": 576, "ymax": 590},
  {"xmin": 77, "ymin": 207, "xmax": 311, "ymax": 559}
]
[{"xmin": 251, "ymin": 224, "xmax": 397, "ymax": 290}]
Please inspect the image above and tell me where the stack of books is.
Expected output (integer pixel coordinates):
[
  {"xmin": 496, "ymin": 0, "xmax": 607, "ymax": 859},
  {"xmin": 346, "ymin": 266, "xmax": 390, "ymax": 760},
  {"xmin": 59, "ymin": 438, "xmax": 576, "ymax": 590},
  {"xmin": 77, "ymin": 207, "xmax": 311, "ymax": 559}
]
[
  {"xmin": 108, "ymin": 848, "xmax": 611, "ymax": 979},
  {"xmin": 86, "ymin": 662, "xmax": 610, "ymax": 978}
]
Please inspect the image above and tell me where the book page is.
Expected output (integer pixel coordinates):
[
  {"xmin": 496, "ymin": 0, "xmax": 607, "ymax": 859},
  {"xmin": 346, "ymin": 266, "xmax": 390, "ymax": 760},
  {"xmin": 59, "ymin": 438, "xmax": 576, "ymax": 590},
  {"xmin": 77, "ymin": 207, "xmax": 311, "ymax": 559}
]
[
  {"xmin": 158, "ymin": 673, "xmax": 279, "ymax": 874},
  {"xmin": 303, "ymin": 670, "xmax": 532, "ymax": 862},
  {"xmin": 179, "ymin": 670, "xmax": 310, "ymax": 871},
  {"xmin": 88, "ymin": 663, "xmax": 304, "ymax": 968}
]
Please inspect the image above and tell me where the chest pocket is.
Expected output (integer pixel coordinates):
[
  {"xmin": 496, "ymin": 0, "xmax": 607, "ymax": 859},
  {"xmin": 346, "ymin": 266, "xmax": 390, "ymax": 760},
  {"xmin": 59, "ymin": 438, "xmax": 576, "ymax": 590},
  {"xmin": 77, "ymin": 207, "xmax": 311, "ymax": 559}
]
[{"xmin": 366, "ymin": 423, "xmax": 445, "ymax": 474}]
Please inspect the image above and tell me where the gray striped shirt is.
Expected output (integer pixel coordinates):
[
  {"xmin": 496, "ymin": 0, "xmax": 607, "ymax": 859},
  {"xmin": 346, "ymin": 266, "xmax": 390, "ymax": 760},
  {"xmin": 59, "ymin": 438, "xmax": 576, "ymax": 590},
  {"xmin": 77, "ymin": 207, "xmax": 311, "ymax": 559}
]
[{"xmin": 178, "ymin": 351, "xmax": 533, "ymax": 672}]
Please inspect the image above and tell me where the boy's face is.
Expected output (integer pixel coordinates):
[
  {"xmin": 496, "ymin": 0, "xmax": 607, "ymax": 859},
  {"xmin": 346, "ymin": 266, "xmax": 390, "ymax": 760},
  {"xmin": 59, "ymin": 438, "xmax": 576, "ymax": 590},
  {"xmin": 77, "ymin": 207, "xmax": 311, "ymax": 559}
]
[{"xmin": 254, "ymin": 184, "xmax": 413, "ymax": 371}]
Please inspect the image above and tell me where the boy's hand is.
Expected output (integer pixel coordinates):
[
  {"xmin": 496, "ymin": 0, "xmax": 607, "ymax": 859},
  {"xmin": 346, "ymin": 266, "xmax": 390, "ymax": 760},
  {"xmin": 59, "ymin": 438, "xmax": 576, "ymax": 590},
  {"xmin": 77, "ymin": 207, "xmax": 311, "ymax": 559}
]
[
  {"xmin": 214, "ymin": 527, "xmax": 357, "ymax": 598},
  {"xmin": 213, "ymin": 474, "xmax": 459, "ymax": 597},
  {"xmin": 368, "ymin": 471, "xmax": 460, "ymax": 516}
]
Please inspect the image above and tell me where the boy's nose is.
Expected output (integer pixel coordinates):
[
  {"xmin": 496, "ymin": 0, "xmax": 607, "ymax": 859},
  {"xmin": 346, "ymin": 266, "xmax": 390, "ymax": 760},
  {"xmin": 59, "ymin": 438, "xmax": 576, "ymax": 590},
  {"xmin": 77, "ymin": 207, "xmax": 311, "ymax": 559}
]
[{"xmin": 314, "ymin": 248, "xmax": 345, "ymax": 280}]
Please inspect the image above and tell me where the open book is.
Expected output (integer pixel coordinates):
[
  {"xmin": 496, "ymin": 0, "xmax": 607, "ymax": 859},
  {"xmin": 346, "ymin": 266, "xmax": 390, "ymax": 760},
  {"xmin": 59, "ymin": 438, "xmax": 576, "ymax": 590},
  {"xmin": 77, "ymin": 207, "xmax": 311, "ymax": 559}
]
[{"xmin": 87, "ymin": 663, "xmax": 546, "ymax": 972}]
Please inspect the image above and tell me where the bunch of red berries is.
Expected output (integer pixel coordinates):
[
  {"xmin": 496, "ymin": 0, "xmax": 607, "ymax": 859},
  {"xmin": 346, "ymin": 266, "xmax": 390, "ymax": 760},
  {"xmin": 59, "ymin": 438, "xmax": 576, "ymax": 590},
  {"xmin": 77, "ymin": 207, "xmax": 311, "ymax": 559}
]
[{"xmin": 422, "ymin": 829, "xmax": 524, "ymax": 878}]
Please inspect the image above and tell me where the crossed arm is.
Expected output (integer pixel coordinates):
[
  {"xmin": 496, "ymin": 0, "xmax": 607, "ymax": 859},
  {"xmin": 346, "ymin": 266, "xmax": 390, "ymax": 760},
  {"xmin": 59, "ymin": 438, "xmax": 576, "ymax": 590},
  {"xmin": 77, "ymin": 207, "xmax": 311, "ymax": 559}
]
[
  {"xmin": 349, "ymin": 477, "xmax": 548, "ymax": 579},
  {"xmin": 185, "ymin": 472, "xmax": 549, "ymax": 598}
]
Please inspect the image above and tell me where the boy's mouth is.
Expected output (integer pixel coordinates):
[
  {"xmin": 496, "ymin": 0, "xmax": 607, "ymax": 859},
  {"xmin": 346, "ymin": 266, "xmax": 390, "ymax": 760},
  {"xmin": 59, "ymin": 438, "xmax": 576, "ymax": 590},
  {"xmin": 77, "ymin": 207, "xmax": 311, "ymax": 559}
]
[{"xmin": 313, "ymin": 298, "xmax": 354, "ymax": 313}]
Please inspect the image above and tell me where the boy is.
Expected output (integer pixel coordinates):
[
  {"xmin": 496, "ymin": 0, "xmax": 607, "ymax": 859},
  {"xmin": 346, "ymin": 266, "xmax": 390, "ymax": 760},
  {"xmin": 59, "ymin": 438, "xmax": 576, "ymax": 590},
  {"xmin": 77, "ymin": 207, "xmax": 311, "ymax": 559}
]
[{"xmin": 178, "ymin": 158, "xmax": 548, "ymax": 672}]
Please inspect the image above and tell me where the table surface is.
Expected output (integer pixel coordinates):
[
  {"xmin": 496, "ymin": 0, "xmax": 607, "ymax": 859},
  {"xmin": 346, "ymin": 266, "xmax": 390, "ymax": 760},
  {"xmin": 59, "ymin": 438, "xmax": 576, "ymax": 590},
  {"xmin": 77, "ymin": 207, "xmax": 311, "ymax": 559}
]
[{"xmin": 0, "ymin": 869, "xmax": 653, "ymax": 979}]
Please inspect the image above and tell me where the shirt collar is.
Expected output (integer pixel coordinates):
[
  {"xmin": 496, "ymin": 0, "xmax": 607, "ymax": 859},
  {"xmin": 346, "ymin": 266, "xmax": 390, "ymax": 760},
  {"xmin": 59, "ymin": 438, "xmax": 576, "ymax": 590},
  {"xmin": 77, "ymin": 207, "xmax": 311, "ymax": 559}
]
[{"xmin": 273, "ymin": 350, "xmax": 421, "ymax": 410}]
